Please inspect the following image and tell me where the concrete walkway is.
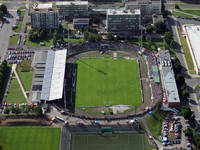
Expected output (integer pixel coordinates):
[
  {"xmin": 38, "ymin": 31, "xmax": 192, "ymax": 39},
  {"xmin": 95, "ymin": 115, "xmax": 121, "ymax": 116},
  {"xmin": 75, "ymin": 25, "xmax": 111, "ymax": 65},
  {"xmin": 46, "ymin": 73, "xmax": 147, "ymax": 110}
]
[{"xmin": 12, "ymin": 64, "xmax": 28, "ymax": 100}]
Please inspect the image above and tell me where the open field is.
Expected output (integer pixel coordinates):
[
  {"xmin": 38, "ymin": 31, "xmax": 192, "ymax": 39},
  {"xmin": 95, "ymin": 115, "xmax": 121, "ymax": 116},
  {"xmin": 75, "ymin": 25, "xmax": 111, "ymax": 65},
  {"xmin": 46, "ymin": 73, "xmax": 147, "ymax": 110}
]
[
  {"xmin": 9, "ymin": 35, "xmax": 19, "ymax": 46},
  {"xmin": 0, "ymin": 127, "xmax": 60, "ymax": 150},
  {"xmin": 71, "ymin": 133, "xmax": 154, "ymax": 150},
  {"xmin": 76, "ymin": 58, "xmax": 141, "ymax": 107},
  {"xmin": 6, "ymin": 77, "xmax": 26, "ymax": 104},
  {"xmin": 177, "ymin": 26, "xmax": 196, "ymax": 74},
  {"xmin": 172, "ymin": 10, "xmax": 193, "ymax": 18},
  {"xmin": 180, "ymin": 9, "xmax": 200, "ymax": 17}
]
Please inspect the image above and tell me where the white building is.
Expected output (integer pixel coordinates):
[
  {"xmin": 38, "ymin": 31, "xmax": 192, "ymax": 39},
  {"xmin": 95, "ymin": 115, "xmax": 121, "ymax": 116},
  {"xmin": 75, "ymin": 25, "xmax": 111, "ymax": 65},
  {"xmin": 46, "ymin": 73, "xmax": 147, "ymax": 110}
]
[
  {"xmin": 125, "ymin": 0, "xmax": 161, "ymax": 21},
  {"xmin": 55, "ymin": 1, "xmax": 88, "ymax": 19},
  {"xmin": 183, "ymin": 24, "xmax": 200, "ymax": 74},
  {"xmin": 106, "ymin": 9, "xmax": 141, "ymax": 38},
  {"xmin": 158, "ymin": 50, "xmax": 180, "ymax": 108},
  {"xmin": 31, "ymin": 3, "xmax": 59, "ymax": 29}
]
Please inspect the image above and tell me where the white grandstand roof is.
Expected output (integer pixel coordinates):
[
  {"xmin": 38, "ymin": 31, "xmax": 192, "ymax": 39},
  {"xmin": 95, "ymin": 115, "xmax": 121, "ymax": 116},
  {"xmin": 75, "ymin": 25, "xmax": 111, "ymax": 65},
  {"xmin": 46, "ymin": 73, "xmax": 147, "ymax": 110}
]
[
  {"xmin": 41, "ymin": 49, "xmax": 67, "ymax": 101},
  {"xmin": 185, "ymin": 25, "xmax": 200, "ymax": 70}
]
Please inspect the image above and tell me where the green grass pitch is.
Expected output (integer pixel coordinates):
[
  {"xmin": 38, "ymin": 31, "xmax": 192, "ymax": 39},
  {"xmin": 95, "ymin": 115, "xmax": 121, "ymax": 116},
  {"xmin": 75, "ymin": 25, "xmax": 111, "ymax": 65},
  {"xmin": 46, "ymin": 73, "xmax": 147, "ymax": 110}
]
[
  {"xmin": 71, "ymin": 134, "xmax": 154, "ymax": 150},
  {"xmin": 0, "ymin": 127, "xmax": 61, "ymax": 150},
  {"xmin": 75, "ymin": 58, "xmax": 141, "ymax": 107}
]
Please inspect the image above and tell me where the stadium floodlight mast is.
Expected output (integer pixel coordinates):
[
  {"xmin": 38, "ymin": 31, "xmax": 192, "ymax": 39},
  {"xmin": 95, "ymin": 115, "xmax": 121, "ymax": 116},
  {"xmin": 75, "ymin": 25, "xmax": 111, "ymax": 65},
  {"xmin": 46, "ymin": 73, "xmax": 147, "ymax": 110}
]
[{"xmin": 139, "ymin": 14, "xmax": 143, "ymax": 51}]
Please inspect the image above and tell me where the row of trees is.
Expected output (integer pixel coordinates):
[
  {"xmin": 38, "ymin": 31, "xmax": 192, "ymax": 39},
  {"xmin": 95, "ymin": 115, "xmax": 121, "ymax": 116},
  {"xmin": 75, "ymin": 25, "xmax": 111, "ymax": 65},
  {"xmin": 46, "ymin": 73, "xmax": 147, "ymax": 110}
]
[
  {"xmin": 0, "ymin": 61, "xmax": 10, "ymax": 99},
  {"xmin": 0, "ymin": 4, "xmax": 7, "ymax": 21},
  {"xmin": 84, "ymin": 31, "xmax": 102, "ymax": 42},
  {"xmin": 4, "ymin": 105, "xmax": 43, "ymax": 116}
]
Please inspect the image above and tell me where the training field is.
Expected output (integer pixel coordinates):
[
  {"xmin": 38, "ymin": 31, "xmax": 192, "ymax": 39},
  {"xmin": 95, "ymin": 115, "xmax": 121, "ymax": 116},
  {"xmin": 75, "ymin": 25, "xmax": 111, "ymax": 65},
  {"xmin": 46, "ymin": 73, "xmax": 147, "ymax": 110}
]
[
  {"xmin": 75, "ymin": 57, "xmax": 141, "ymax": 107},
  {"xmin": 0, "ymin": 127, "xmax": 60, "ymax": 150},
  {"xmin": 71, "ymin": 133, "xmax": 153, "ymax": 150}
]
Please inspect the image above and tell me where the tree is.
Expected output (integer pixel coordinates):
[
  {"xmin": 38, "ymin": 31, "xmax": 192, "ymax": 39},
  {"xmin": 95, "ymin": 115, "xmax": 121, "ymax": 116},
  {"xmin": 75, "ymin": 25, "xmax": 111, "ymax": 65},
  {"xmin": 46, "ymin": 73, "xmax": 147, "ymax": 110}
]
[
  {"xmin": 0, "ymin": 4, "xmax": 7, "ymax": 15},
  {"xmin": 34, "ymin": 106, "xmax": 43, "ymax": 116},
  {"xmin": 107, "ymin": 32, "xmax": 114, "ymax": 41},
  {"xmin": 0, "ymin": 10, "xmax": 4, "ymax": 21},
  {"xmin": 4, "ymin": 107, "xmax": 10, "ymax": 114},
  {"xmin": 154, "ymin": 22, "xmax": 166, "ymax": 34},
  {"xmin": 175, "ymin": 4, "xmax": 180, "ymax": 9},
  {"xmin": 146, "ymin": 25, "xmax": 154, "ymax": 34},
  {"xmin": 181, "ymin": 106, "xmax": 193, "ymax": 120},
  {"xmin": 184, "ymin": 128, "xmax": 193, "ymax": 136},
  {"xmin": 164, "ymin": 32, "xmax": 173, "ymax": 44},
  {"xmin": 0, "ymin": 145, "xmax": 3, "ymax": 150}
]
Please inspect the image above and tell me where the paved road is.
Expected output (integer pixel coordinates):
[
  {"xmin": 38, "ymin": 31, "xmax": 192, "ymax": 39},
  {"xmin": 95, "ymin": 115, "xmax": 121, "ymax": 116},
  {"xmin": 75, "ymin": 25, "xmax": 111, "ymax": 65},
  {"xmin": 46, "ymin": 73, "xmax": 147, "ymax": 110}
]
[{"xmin": 0, "ymin": 10, "xmax": 17, "ymax": 62}]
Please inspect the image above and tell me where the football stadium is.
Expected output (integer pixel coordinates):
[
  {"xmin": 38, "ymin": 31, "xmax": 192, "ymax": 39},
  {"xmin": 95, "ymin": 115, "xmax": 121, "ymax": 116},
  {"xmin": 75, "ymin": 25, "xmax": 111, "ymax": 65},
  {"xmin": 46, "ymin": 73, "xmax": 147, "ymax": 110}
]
[{"xmin": 32, "ymin": 42, "xmax": 160, "ymax": 117}]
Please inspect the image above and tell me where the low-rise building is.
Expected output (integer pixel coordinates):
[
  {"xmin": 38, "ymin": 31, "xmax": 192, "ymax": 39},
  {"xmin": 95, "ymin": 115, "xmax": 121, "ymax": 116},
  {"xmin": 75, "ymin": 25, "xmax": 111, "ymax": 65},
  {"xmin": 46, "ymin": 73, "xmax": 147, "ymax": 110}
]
[
  {"xmin": 106, "ymin": 9, "xmax": 140, "ymax": 38},
  {"xmin": 125, "ymin": 0, "xmax": 161, "ymax": 22},
  {"xmin": 73, "ymin": 18, "xmax": 90, "ymax": 29},
  {"xmin": 55, "ymin": 1, "xmax": 88, "ymax": 19},
  {"xmin": 152, "ymin": 14, "xmax": 163, "ymax": 24},
  {"xmin": 158, "ymin": 50, "xmax": 180, "ymax": 108},
  {"xmin": 31, "ymin": 3, "xmax": 59, "ymax": 29}
]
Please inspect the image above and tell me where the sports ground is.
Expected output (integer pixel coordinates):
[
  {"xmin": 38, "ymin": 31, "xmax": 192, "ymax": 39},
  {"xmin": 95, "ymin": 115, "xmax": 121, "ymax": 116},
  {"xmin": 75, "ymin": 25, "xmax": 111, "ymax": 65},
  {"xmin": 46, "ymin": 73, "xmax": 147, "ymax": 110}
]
[
  {"xmin": 75, "ymin": 57, "xmax": 141, "ymax": 107},
  {"xmin": 0, "ymin": 127, "xmax": 60, "ymax": 150},
  {"xmin": 71, "ymin": 133, "xmax": 154, "ymax": 150}
]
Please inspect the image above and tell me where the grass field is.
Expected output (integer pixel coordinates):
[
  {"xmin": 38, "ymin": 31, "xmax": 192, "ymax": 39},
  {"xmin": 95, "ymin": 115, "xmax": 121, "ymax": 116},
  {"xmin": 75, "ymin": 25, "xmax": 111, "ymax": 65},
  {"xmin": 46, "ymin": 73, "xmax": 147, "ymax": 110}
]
[
  {"xmin": 75, "ymin": 58, "xmax": 141, "ymax": 107},
  {"xmin": 9, "ymin": 35, "xmax": 19, "ymax": 46},
  {"xmin": 6, "ymin": 77, "xmax": 26, "ymax": 104},
  {"xmin": 17, "ymin": 65, "xmax": 33, "ymax": 91},
  {"xmin": 172, "ymin": 10, "xmax": 193, "ymax": 18},
  {"xmin": 180, "ymin": 9, "xmax": 200, "ymax": 17},
  {"xmin": 0, "ymin": 127, "xmax": 60, "ymax": 150},
  {"xmin": 177, "ymin": 26, "xmax": 196, "ymax": 74},
  {"xmin": 71, "ymin": 134, "xmax": 154, "ymax": 150}
]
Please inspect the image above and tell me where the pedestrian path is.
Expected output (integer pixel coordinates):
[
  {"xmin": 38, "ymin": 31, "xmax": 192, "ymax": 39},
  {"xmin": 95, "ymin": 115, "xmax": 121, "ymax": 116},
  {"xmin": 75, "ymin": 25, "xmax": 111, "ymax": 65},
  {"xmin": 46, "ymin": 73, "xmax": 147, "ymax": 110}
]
[{"xmin": 12, "ymin": 64, "xmax": 28, "ymax": 100}]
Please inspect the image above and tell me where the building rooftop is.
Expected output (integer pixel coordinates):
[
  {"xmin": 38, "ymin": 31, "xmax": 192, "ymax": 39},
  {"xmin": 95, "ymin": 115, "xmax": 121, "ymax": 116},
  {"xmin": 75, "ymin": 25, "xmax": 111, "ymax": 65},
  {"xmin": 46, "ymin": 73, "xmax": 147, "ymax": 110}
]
[
  {"xmin": 41, "ymin": 49, "xmax": 67, "ymax": 101},
  {"xmin": 73, "ymin": 18, "xmax": 90, "ymax": 24},
  {"xmin": 33, "ymin": 3, "xmax": 53, "ymax": 9},
  {"xmin": 184, "ymin": 24, "xmax": 200, "ymax": 71},
  {"xmin": 107, "ymin": 9, "xmax": 140, "ymax": 15},
  {"xmin": 55, "ymin": 1, "xmax": 88, "ymax": 6},
  {"xmin": 159, "ymin": 50, "xmax": 180, "ymax": 104}
]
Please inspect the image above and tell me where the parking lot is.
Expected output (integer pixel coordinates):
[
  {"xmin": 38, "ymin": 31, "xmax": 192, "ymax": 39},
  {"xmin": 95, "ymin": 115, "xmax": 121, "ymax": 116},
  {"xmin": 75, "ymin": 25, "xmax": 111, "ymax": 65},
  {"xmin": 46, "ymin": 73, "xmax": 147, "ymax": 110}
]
[{"xmin": 5, "ymin": 48, "xmax": 34, "ymax": 64}]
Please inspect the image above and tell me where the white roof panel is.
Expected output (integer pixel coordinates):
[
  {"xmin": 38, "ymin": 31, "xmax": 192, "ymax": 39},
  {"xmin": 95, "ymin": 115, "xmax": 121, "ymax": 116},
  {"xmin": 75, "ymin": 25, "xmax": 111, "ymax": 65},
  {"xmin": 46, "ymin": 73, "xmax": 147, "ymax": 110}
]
[{"xmin": 41, "ymin": 49, "xmax": 67, "ymax": 101}]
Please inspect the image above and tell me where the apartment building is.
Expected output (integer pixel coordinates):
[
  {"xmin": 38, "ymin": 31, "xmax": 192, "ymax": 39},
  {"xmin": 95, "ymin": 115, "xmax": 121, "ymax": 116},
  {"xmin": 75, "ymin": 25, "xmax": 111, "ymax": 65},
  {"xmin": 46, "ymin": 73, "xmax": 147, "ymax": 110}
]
[
  {"xmin": 125, "ymin": 0, "xmax": 161, "ymax": 21},
  {"xmin": 55, "ymin": 1, "xmax": 88, "ymax": 19},
  {"xmin": 106, "ymin": 9, "xmax": 140, "ymax": 38},
  {"xmin": 31, "ymin": 3, "xmax": 59, "ymax": 29}
]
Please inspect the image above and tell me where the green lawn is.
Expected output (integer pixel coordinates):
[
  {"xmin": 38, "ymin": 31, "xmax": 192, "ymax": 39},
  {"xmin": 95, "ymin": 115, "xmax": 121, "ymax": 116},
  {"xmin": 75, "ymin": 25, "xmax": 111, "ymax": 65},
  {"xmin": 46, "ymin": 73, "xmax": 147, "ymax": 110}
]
[
  {"xmin": 9, "ymin": 35, "xmax": 19, "ymax": 46},
  {"xmin": 64, "ymin": 38, "xmax": 84, "ymax": 44},
  {"xmin": 0, "ymin": 127, "xmax": 60, "ymax": 150},
  {"xmin": 75, "ymin": 58, "xmax": 141, "ymax": 107},
  {"xmin": 25, "ymin": 37, "xmax": 53, "ymax": 47},
  {"xmin": 16, "ymin": 65, "xmax": 33, "ymax": 91},
  {"xmin": 72, "ymin": 134, "xmax": 154, "ymax": 150},
  {"xmin": 177, "ymin": 26, "xmax": 196, "ymax": 74},
  {"xmin": 146, "ymin": 111, "xmax": 165, "ymax": 138},
  {"xmin": 13, "ymin": 21, "xmax": 22, "ymax": 33},
  {"xmin": 26, "ymin": 36, "xmax": 83, "ymax": 47},
  {"xmin": 130, "ymin": 38, "xmax": 165, "ymax": 51},
  {"xmin": 180, "ymin": 9, "xmax": 200, "ymax": 17},
  {"xmin": 6, "ymin": 77, "xmax": 26, "ymax": 104},
  {"xmin": 172, "ymin": 10, "xmax": 193, "ymax": 18}
]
